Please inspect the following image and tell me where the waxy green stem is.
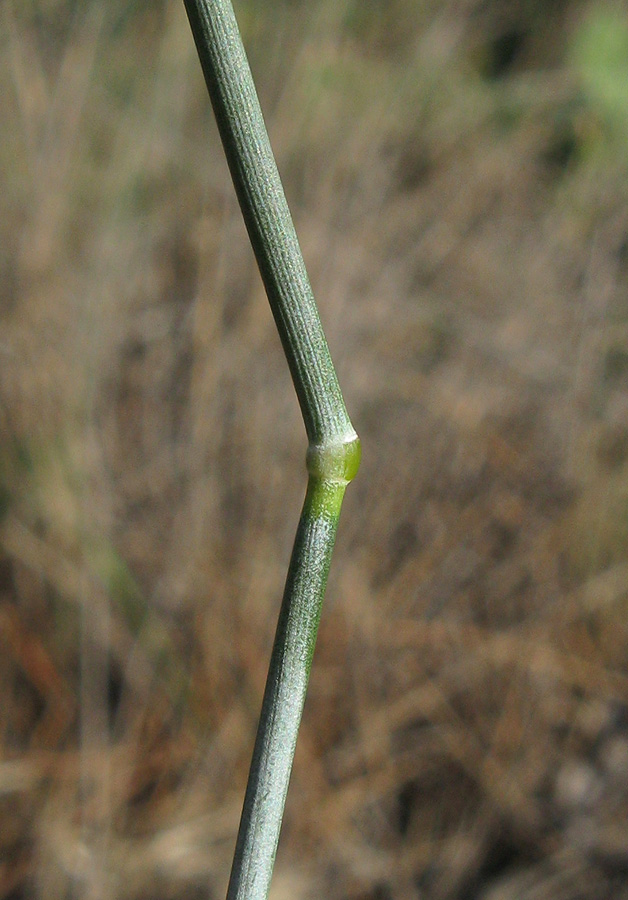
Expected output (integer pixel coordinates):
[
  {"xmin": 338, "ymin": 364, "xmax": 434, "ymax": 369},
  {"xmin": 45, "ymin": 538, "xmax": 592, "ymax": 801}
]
[{"xmin": 183, "ymin": 3, "xmax": 360, "ymax": 900}]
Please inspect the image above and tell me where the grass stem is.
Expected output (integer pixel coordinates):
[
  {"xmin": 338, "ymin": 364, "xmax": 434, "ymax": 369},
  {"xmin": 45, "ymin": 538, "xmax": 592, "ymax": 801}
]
[{"xmin": 183, "ymin": 2, "xmax": 360, "ymax": 899}]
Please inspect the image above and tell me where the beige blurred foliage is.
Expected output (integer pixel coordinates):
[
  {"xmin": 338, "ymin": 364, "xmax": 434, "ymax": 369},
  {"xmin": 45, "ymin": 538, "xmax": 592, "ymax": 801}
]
[{"xmin": 2, "ymin": 1, "xmax": 628, "ymax": 899}]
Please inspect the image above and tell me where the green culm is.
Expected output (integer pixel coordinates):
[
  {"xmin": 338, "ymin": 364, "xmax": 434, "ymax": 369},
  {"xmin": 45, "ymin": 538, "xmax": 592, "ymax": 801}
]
[{"xmin": 182, "ymin": 2, "xmax": 360, "ymax": 900}]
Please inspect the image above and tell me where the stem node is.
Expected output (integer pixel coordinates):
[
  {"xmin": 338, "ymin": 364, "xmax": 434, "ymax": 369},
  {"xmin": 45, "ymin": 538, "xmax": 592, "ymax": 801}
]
[{"xmin": 306, "ymin": 434, "xmax": 361, "ymax": 485}]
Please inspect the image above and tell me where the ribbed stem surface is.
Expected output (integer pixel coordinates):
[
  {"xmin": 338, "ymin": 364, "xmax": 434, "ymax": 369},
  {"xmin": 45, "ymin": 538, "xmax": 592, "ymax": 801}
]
[
  {"xmin": 184, "ymin": 0, "xmax": 355, "ymax": 448},
  {"xmin": 183, "ymin": 3, "xmax": 360, "ymax": 900},
  {"xmin": 226, "ymin": 477, "xmax": 345, "ymax": 900}
]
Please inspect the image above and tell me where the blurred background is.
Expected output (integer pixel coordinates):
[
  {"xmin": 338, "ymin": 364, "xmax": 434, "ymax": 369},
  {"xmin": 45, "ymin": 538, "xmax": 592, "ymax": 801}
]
[{"xmin": 2, "ymin": 1, "xmax": 628, "ymax": 898}]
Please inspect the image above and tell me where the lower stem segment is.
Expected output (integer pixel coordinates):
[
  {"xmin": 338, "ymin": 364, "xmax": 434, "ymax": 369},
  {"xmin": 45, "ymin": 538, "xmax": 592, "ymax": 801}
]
[{"xmin": 226, "ymin": 477, "xmax": 346, "ymax": 900}]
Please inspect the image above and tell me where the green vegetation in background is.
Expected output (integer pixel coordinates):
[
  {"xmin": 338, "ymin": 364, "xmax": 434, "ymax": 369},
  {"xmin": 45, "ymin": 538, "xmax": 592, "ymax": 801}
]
[{"xmin": 569, "ymin": 8, "xmax": 628, "ymax": 153}]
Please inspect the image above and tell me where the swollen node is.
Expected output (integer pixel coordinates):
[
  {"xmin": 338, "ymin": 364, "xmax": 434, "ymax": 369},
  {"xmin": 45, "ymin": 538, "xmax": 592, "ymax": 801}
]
[{"xmin": 306, "ymin": 433, "xmax": 361, "ymax": 484}]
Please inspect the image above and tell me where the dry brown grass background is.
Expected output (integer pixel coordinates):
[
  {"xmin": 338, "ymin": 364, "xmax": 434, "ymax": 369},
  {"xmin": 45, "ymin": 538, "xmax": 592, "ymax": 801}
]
[{"xmin": 2, "ymin": 1, "xmax": 628, "ymax": 898}]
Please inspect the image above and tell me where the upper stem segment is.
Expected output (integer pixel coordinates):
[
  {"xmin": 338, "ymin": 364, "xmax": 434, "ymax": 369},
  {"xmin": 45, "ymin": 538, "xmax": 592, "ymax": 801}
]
[{"xmin": 184, "ymin": 0, "xmax": 357, "ymax": 451}]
